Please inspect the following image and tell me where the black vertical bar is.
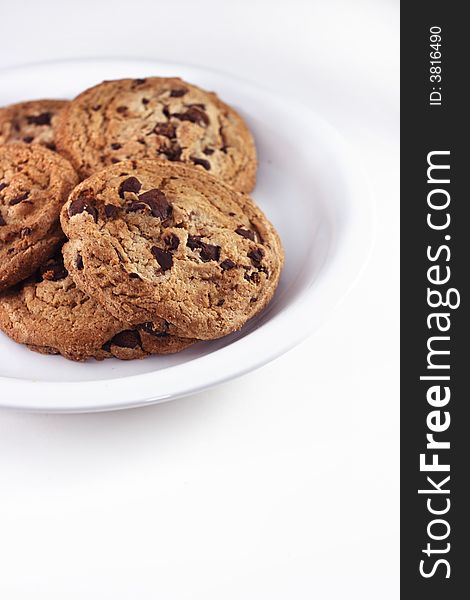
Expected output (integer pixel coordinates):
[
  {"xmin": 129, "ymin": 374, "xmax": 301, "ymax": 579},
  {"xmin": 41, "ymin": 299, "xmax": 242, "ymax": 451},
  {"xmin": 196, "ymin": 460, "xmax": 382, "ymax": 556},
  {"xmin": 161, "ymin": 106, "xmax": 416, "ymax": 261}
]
[{"xmin": 401, "ymin": 3, "xmax": 468, "ymax": 598}]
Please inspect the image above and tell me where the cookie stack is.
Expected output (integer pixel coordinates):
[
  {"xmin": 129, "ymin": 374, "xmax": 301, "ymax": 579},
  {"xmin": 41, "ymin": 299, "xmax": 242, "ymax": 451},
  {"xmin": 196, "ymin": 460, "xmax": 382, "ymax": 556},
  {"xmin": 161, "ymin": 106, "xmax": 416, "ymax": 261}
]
[{"xmin": 0, "ymin": 77, "xmax": 283, "ymax": 361}]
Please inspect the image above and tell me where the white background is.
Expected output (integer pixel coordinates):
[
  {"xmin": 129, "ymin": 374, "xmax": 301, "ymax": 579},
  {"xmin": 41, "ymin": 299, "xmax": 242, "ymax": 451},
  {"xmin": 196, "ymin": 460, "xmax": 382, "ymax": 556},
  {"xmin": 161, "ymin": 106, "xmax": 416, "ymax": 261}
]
[{"xmin": 0, "ymin": 1, "xmax": 399, "ymax": 598}]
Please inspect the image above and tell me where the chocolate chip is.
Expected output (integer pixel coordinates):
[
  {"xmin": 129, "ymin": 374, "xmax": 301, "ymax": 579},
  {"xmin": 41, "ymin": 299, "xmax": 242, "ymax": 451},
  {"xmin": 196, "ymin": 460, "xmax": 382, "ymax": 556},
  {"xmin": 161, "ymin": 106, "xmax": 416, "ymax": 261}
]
[
  {"xmin": 137, "ymin": 322, "xmax": 169, "ymax": 337},
  {"xmin": 126, "ymin": 201, "xmax": 146, "ymax": 213},
  {"xmin": 20, "ymin": 227, "xmax": 31, "ymax": 237},
  {"xmin": 26, "ymin": 112, "xmax": 51, "ymax": 126},
  {"xmin": 228, "ymin": 212, "xmax": 236, "ymax": 217},
  {"xmin": 0, "ymin": 212, "xmax": 6, "ymax": 226},
  {"xmin": 134, "ymin": 78, "xmax": 146, "ymax": 85},
  {"xmin": 142, "ymin": 98, "xmax": 150, "ymax": 105},
  {"xmin": 162, "ymin": 144, "xmax": 182, "ymax": 161},
  {"xmin": 162, "ymin": 105, "xmax": 170, "ymax": 118},
  {"xmin": 107, "ymin": 330, "xmax": 141, "ymax": 349},
  {"xmin": 199, "ymin": 243, "xmax": 220, "ymax": 262},
  {"xmin": 220, "ymin": 259, "xmax": 236, "ymax": 270},
  {"xmin": 0, "ymin": 182, "xmax": 7, "ymax": 192},
  {"xmin": 170, "ymin": 88, "xmax": 188, "ymax": 97},
  {"xmin": 68, "ymin": 192, "xmax": 98, "ymax": 222},
  {"xmin": 248, "ymin": 248, "xmax": 264, "ymax": 266},
  {"xmin": 129, "ymin": 272, "xmax": 141, "ymax": 279},
  {"xmin": 235, "ymin": 228, "xmax": 255, "ymax": 241},
  {"xmin": 151, "ymin": 246, "xmax": 173, "ymax": 271},
  {"xmin": 40, "ymin": 258, "xmax": 68, "ymax": 281},
  {"xmin": 217, "ymin": 299, "xmax": 225, "ymax": 306},
  {"xmin": 110, "ymin": 143, "xmax": 122, "ymax": 150},
  {"xmin": 9, "ymin": 191, "xmax": 30, "ymax": 205},
  {"xmin": 116, "ymin": 106, "xmax": 128, "ymax": 114},
  {"xmin": 111, "ymin": 158, "xmax": 120, "ymax": 164},
  {"xmin": 186, "ymin": 235, "xmax": 202, "ymax": 250},
  {"xmin": 154, "ymin": 122, "xmax": 176, "ymax": 138},
  {"xmin": 23, "ymin": 136, "xmax": 34, "ymax": 143},
  {"xmin": 186, "ymin": 236, "xmax": 220, "ymax": 262},
  {"xmin": 104, "ymin": 203, "xmax": 119, "ymax": 218},
  {"xmin": 190, "ymin": 156, "xmax": 211, "ymax": 170},
  {"xmin": 134, "ymin": 189, "xmax": 172, "ymax": 219},
  {"xmin": 173, "ymin": 106, "xmax": 209, "ymax": 127},
  {"xmin": 46, "ymin": 142, "xmax": 56, "ymax": 151},
  {"xmin": 75, "ymin": 254, "xmax": 84, "ymax": 270},
  {"xmin": 92, "ymin": 104, "xmax": 102, "ymax": 111},
  {"xmin": 203, "ymin": 147, "xmax": 214, "ymax": 155},
  {"xmin": 119, "ymin": 176, "xmax": 142, "ymax": 198},
  {"xmin": 244, "ymin": 271, "xmax": 260, "ymax": 283},
  {"xmin": 164, "ymin": 233, "xmax": 180, "ymax": 250}
]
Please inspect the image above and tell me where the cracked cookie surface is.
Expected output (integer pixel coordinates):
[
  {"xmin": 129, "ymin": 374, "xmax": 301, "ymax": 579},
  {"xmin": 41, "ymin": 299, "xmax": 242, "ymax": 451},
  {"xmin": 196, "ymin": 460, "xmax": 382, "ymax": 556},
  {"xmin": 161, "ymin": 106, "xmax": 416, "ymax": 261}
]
[
  {"xmin": 55, "ymin": 77, "xmax": 256, "ymax": 192},
  {"xmin": 0, "ymin": 143, "xmax": 78, "ymax": 291},
  {"xmin": 61, "ymin": 159, "xmax": 283, "ymax": 340},
  {"xmin": 0, "ymin": 99, "xmax": 68, "ymax": 150},
  {"xmin": 0, "ymin": 254, "xmax": 194, "ymax": 361}
]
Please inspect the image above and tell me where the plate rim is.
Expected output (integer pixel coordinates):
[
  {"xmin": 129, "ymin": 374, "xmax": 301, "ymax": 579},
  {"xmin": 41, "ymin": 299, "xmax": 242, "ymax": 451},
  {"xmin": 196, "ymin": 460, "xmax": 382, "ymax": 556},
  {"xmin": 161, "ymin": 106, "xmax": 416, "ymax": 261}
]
[{"xmin": 0, "ymin": 57, "xmax": 375, "ymax": 413}]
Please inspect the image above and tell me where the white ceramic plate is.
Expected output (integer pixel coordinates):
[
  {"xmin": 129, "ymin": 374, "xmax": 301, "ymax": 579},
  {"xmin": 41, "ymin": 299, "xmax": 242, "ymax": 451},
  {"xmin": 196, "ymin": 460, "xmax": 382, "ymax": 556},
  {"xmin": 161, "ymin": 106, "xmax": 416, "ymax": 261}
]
[{"xmin": 0, "ymin": 58, "xmax": 373, "ymax": 412}]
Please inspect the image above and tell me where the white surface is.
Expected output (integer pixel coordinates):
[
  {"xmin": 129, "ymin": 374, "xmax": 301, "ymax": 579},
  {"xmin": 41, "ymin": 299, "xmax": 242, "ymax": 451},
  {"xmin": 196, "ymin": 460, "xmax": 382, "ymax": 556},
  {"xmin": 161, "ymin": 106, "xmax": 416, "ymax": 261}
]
[
  {"xmin": 0, "ymin": 0, "xmax": 399, "ymax": 597},
  {"xmin": 0, "ymin": 59, "xmax": 373, "ymax": 410}
]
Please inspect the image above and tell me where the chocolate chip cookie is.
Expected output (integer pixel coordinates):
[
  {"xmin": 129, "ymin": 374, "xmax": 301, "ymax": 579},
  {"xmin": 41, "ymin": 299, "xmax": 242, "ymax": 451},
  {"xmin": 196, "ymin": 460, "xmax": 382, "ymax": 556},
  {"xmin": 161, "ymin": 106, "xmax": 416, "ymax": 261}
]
[
  {"xmin": 60, "ymin": 159, "xmax": 283, "ymax": 340},
  {"xmin": 0, "ymin": 99, "xmax": 68, "ymax": 151},
  {"xmin": 55, "ymin": 77, "xmax": 256, "ymax": 192},
  {"xmin": 0, "ymin": 143, "xmax": 79, "ymax": 291},
  {"xmin": 0, "ymin": 254, "xmax": 194, "ymax": 361}
]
